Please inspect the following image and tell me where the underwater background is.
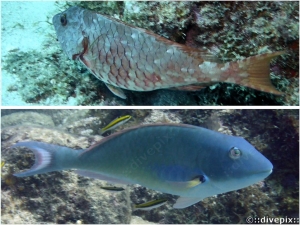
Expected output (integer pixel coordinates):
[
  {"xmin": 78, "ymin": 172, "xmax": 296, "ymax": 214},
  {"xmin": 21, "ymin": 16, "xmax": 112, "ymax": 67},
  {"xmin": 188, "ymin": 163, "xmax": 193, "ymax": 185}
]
[
  {"xmin": 1, "ymin": 109, "xmax": 299, "ymax": 223},
  {"xmin": 1, "ymin": 1, "xmax": 299, "ymax": 106}
]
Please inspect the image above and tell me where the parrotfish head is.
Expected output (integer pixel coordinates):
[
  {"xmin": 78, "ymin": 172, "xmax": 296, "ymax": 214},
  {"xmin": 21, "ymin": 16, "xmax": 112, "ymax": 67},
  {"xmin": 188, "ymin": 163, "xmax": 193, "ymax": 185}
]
[
  {"xmin": 198, "ymin": 132, "xmax": 273, "ymax": 193},
  {"xmin": 52, "ymin": 7, "xmax": 86, "ymax": 60}
]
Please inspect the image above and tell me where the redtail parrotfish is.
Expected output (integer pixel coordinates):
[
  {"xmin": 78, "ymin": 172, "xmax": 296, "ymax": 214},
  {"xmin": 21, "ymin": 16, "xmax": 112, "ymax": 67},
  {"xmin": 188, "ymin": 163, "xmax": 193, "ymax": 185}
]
[
  {"xmin": 12, "ymin": 124, "xmax": 273, "ymax": 209},
  {"xmin": 52, "ymin": 6, "xmax": 285, "ymax": 99}
]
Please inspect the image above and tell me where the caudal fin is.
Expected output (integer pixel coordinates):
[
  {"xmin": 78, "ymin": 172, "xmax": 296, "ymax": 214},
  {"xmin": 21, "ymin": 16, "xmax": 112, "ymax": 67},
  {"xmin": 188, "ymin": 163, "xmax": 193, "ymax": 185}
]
[
  {"xmin": 12, "ymin": 141, "xmax": 83, "ymax": 177},
  {"xmin": 241, "ymin": 51, "xmax": 286, "ymax": 95}
]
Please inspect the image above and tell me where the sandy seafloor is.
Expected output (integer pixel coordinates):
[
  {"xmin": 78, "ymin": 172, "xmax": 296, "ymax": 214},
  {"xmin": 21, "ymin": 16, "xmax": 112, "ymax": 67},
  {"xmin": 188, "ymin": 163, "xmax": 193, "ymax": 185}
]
[
  {"xmin": 1, "ymin": 1, "xmax": 60, "ymax": 105},
  {"xmin": 1, "ymin": 1, "xmax": 299, "ymax": 106},
  {"xmin": 1, "ymin": 109, "xmax": 299, "ymax": 223}
]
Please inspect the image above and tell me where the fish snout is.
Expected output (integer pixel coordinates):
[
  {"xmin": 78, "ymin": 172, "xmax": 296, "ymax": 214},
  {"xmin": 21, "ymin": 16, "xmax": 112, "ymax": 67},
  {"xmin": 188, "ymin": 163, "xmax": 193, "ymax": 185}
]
[{"xmin": 252, "ymin": 153, "xmax": 273, "ymax": 175}]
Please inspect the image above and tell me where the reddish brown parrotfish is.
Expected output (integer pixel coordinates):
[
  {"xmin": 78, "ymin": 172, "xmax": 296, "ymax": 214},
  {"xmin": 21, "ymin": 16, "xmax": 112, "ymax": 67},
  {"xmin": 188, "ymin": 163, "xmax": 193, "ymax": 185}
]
[{"xmin": 52, "ymin": 6, "xmax": 285, "ymax": 99}]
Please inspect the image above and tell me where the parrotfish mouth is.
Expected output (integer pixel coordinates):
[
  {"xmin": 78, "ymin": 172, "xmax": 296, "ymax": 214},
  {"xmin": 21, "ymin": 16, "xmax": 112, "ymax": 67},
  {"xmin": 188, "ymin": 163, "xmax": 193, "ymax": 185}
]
[
  {"xmin": 253, "ymin": 169, "xmax": 273, "ymax": 176},
  {"xmin": 247, "ymin": 169, "xmax": 273, "ymax": 183},
  {"xmin": 244, "ymin": 169, "xmax": 273, "ymax": 177}
]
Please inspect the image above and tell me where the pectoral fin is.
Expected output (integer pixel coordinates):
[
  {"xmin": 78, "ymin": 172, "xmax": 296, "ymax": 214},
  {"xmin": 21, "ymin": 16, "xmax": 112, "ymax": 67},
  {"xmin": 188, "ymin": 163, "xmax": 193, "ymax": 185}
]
[
  {"xmin": 173, "ymin": 197, "xmax": 203, "ymax": 209},
  {"xmin": 167, "ymin": 175, "xmax": 206, "ymax": 188},
  {"xmin": 105, "ymin": 83, "xmax": 127, "ymax": 99},
  {"xmin": 186, "ymin": 175, "xmax": 206, "ymax": 188}
]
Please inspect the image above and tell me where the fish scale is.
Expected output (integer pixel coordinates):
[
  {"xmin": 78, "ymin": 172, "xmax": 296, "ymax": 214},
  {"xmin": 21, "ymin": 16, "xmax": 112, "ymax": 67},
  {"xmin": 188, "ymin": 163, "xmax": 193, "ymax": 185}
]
[{"xmin": 53, "ymin": 6, "xmax": 285, "ymax": 98}]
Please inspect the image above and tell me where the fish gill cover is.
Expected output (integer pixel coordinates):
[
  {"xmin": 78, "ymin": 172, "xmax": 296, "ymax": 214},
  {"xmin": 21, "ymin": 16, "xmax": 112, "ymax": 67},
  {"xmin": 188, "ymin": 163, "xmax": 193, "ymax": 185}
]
[
  {"xmin": 1, "ymin": 109, "xmax": 299, "ymax": 224},
  {"xmin": 1, "ymin": 1, "xmax": 299, "ymax": 106}
]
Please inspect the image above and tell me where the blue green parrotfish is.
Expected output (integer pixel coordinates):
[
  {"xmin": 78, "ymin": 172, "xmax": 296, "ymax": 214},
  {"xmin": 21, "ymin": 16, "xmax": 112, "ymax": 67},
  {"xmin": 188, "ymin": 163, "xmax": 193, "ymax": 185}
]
[{"xmin": 12, "ymin": 124, "xmax": 273, "ymax": 209}]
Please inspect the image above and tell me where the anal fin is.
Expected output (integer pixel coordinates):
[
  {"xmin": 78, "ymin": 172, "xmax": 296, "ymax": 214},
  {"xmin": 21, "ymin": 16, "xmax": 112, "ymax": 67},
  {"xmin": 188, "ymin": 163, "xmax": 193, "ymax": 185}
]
[
  {"xmin": 173, "ymin": 196, "xmax": 203, "ymax": 209},
  {"xmin": 105, "ymin": 83, "xmax": 127, "ymax": 99}
]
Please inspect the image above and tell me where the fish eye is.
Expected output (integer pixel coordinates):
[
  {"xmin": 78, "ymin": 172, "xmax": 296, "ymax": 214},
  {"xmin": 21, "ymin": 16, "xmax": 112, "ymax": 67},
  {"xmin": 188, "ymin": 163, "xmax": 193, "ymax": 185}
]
[
  {"xmin": 60, "ymin": 14, "xmax": 67, "ymax": 26},
  {"xmin": 229, "ymin": 147, "xmax": 242, "ymax": 159}
]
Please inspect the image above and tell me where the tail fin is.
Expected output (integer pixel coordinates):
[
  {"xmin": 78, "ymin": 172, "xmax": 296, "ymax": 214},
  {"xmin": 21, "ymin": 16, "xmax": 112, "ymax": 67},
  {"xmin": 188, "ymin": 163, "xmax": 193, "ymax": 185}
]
[
  {"xmin": 12, "ymin": 141, "xmax": 83, "ymax": 177},
  {"xmin": 241, "ymin": 51, "xmax": 286, "ymax": 95}
]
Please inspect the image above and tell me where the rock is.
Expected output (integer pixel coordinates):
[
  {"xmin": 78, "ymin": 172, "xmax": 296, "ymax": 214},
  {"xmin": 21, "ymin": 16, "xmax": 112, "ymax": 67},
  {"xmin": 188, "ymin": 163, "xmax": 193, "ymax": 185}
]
[
  {"xmin": 130, "ymin": 215, "xmax": 154, "ymax": 224},
  {"xmin": 143, "ymin": 109, "xmax": 182, "ymax": 124},
  {"xmin": 1, "ymin": 112, "xmax": 55, "ymax": 128}
]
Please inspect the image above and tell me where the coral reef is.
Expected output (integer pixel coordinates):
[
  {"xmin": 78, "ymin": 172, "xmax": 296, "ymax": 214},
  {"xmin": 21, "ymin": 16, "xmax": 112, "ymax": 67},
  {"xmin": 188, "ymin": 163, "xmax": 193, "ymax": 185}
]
[
  {"xmin": 142, "ymin": 109, "xmax": 182, "ymax": 124},
  {"xmin": 1, "ymin": 109, "xmax": 299, "ymax": 223},
  {"xmin": 2, "ymin": 1, "xmax": 298, "ymax": 105},
  {"xmin": 1, "ymin": 111, "xmax": 55, "ymax": 128},
  {"xmin": 2, "ymin": 49, "xmax": 110, "ymax": 106},
  {"xmin": 190, "ymin": 1, "xmax": 299, "ymax": 105}
]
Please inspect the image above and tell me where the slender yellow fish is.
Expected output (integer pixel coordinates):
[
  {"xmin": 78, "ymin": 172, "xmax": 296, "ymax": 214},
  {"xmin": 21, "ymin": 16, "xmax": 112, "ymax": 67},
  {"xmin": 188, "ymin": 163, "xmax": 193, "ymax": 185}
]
[
  {"xmin": 101, "ymin": 115, "xmax": 132, "ymax": 134},
  {"xmin": 134, "ymin": 198, "xmax": 168, "ymax": 211}
]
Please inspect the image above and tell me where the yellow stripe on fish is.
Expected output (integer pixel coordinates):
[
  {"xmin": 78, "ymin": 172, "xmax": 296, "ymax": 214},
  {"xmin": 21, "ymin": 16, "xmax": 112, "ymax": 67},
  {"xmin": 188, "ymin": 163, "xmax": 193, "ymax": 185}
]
[
  {"xmin": 52, "ymin": 6, "xmax": 285, "ymax": 99},
  {"xmin": 134, "ymin": 198, "xmax": 168, "ymax": 211},
  {"xmin": 101, "ymin": 115, "xmax": 132, "ymax": 134}
]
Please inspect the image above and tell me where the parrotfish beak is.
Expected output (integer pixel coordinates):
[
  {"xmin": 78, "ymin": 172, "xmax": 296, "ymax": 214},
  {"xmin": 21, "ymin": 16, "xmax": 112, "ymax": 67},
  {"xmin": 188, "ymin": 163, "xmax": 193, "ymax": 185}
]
[
  {"xmin": 242, "ymin": 156, "xmax": 273, "ymax": 189},
  {"xmin": 249, "ymin": 154, "xmax": 273, "ymax": 178}
]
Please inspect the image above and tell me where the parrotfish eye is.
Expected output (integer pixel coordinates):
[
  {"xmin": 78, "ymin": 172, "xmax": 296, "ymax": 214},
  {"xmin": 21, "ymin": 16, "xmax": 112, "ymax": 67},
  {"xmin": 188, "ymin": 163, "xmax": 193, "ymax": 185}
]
[
  {"xmin": 229, "ymin": 147, "xmax": 242, "ymax": 159},
  {"xmin": 60, "ymin": 14, "xmax": 67, "ymax": 26}
]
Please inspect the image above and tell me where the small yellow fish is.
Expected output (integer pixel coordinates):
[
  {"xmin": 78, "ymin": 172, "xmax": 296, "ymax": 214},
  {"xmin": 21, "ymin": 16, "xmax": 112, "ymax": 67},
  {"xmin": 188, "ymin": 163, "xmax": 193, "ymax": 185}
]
[
  {"xmin": 3, "ymin": 174, "xmax": 17, "ymax": 186},
  {"xmin": 101, "ymin": 115, "xmax": 132, "ymax": 134},
  {"xmin": 1, "ymin": 161, "xmax": 5, "ymax": 168},
  {"xmin": 134, "ymin": 198, "xmax": 168, "ymax": 211},
  {"xmin": 100, "ymin": 186, "xmax": 125, "ymax": 192}
]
